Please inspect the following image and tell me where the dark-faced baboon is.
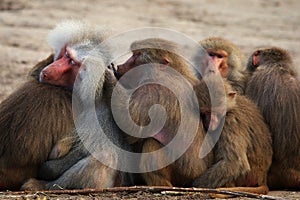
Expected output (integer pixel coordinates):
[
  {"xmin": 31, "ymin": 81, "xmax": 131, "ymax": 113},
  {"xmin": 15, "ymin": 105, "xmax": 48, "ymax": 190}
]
[{"xmin": 245, "ymin": 47, "xmax": 300, "ymax": 189}]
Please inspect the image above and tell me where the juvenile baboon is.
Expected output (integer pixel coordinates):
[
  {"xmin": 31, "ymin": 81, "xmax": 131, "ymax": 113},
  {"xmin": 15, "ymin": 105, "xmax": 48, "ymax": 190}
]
[
  {"xmin": 199, "ymin": 37, "xmax": 247, "ymax": 94},
  {"xmin": 192, "ymin": 75, "xmax": 272, "ymax": 195},
  {"xmin": 115, "ymin": 38, "xmax": 214, "ymax": 187},
  {"xmin": 21, "ymin": 20, "xmax": 132, "ymax": 190},
  {"xmin": 0, "ymin": 54, "xmax": 74, "ymax": 190},
  {"xmin": 245, "ymin": 47, "xmax": 300, "ymax": 189}
]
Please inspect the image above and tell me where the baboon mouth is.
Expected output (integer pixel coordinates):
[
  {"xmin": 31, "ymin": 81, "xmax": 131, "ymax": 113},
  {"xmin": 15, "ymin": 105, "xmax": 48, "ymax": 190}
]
[{"xmin": 108, "ymin": 63, "xmax": 119, "ymax": 78}]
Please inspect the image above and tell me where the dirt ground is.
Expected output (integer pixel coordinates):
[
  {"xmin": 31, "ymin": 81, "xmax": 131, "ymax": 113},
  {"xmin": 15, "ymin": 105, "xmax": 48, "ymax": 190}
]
[{"xmin": 1, "ymin": 0, "xmax": 300, "ymax": 199}]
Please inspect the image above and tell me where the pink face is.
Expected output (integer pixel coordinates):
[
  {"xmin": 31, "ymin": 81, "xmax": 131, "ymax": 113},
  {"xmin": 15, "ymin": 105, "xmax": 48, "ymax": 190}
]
[
  {"xmin": 39, "ymin": 46, "xmax": 81, "ymax": 89},
  {"xmin": 201, "ymin": 107, "xmax": 226, "ymax": 132},
  {"xmin": 207, "ymin": 49, "xmax": 229, "ymax": 77}
]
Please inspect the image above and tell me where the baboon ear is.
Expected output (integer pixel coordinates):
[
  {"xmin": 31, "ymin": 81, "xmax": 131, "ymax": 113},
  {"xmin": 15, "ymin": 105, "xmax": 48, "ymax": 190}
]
[
  {"xmin": 252, "ymin": 50, "xmax": 260, "ymax": 67},
  {"xmin": 162, "ymin": 57, "xmax": 170, "ymax": 65},
  {"xmin": 159, "ymin": 57, "xmax": 170, "ymax": 70},
  {"xmin": 228, "ymin": 91, "xmax": 236, "ymax": 99}
]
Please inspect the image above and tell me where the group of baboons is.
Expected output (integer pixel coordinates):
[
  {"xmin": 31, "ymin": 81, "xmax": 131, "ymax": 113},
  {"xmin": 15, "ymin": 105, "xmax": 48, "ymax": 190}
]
[{"xmin": 0, "ymin": 20, "xmax": 299, "ymax": 196}]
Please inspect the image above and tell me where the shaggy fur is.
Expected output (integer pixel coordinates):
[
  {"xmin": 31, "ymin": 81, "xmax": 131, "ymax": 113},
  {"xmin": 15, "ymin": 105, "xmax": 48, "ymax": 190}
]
[
  {"xmin": 193, "ymin": 75, "xmax": 272, "ymax": 192},
  {"xmin": 0, "ymin": 54, "xmax": 73, "ymax": 190},
  {"xmin": 245, "ymin": 47, "xmax": 300, "ymax": 189}
]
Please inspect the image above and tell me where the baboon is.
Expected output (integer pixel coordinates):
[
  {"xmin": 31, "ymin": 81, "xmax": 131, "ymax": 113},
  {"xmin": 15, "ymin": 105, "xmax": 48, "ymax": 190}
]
[
  {"xmin": 199, "ymin": 37, "xmax": 247, "ymax": 94},
  {"xmin": 0, "ymin": 53, "xmax": 74, "ymax": 190},
  {"xmin": 21, "ymin": 20, "xmax": 132, "ymax": 190},
  {"xmin": 0, "ymin": 20, "xmax": 113, "ymax": 190},
  {"xmin": 114, "ymin": 38, "xmax": 272, "ymax": 196},
  {"xmin": 114, "ymin": 38, "xmax": 214, "ymax": 187},
  {"xmin": 245, "ymin": 47, "xmax": 300, "ymax": 189},
  {"xmin": 192, "ymin": 74, "xmax": 272, "ymax": 195}
]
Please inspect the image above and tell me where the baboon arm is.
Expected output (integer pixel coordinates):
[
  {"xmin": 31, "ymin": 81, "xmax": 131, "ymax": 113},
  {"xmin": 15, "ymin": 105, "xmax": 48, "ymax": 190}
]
[
  {"xmin": 38, "ymin": 145, "xmax": 89, "ymax": 180},
  {"xmin": 48, "ymin": 137, "xmax": 75, "ymax": 160}
]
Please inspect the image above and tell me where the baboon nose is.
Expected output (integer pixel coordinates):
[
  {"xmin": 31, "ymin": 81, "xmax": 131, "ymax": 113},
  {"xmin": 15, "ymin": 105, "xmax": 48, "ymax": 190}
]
[{"xmin": 41, "ymin": 71, "xmax": 49, "ymax": 80}]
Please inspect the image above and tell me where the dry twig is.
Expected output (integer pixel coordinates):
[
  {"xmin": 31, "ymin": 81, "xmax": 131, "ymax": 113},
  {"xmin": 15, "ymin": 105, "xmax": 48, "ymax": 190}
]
[{"xmin": 0, "ymin": 186, "xmax": 284, "ymax": 199}]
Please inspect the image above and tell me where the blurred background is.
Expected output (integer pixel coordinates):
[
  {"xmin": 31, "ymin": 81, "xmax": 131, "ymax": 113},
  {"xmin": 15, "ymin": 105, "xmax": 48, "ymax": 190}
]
[{"xmin": 0, "ymin": 0, "xmax": 299, "ymax": 101}]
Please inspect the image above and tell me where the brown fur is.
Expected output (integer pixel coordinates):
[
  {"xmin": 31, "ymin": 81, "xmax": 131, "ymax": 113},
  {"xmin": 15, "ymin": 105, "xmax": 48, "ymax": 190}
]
[
  {"xmin": 22, "ymin": 65, "xmax": 133, "ymax": 190},
  {"xmin": 199, "ymin": 37, "xmax": 247, "ymax": 94},
  {"xmin": 115, "ymin": 38, "xmax": 213, "ymax": 187},
  {"xmin": 0, "ymin": 54, "xmax": 74, "ymax": 190},
  {"xmin": 193, "ymin": 75, "xmax": 272, "ymax": 190},
  {"xmin": 116, "ymin": 38, "xmax": 272, "ymax": 196},
  {"xmin": 245, "ymin": 47, "xmax": 300, "ymax": 189}
]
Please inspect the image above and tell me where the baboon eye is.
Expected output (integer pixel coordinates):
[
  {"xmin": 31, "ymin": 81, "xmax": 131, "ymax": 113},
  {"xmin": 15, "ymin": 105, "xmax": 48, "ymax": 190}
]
[
  {"xmin": 132, "ymin": 52, "xmax": 141, "ymax": 63},
  {"xmin": 216, "ymin": 54, "xmax": 223, "ymax": 58},
  {"xmin": 70, "ymin": 59, "xmax": 76, "ymax": 66},
  {"xmin": 208, "ymin": 52, "xmax": 223, "ymax": 58},
  {"xmin": 65, "ymin": 51, "xmax": 69, "ymax": 58},
  {"xmin": 208, "ymin": 52, "xmax": 215, "ymax": 57},
  {"xmin": 133, "ymin": 52, "xmax": 141, "ymax": 58}
]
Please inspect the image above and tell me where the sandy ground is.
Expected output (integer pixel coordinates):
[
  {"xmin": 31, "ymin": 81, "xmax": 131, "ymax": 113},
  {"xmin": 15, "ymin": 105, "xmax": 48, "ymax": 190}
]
[{"xmin": 1, "ymin": 0, "xmax": 300, "ymax": 199}]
